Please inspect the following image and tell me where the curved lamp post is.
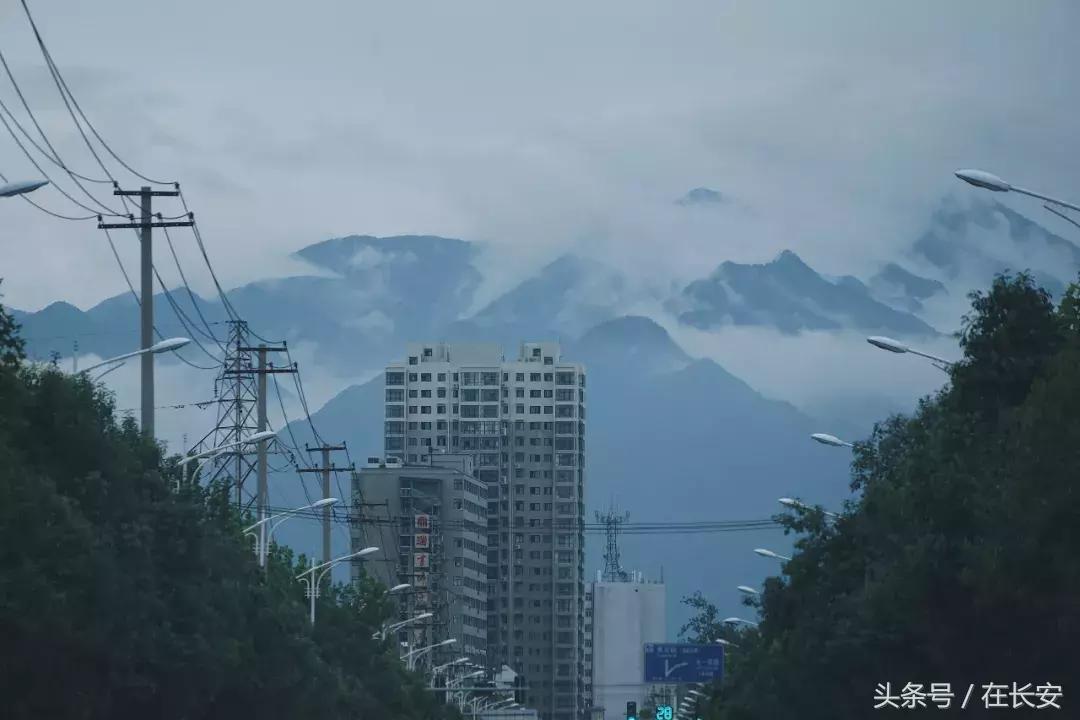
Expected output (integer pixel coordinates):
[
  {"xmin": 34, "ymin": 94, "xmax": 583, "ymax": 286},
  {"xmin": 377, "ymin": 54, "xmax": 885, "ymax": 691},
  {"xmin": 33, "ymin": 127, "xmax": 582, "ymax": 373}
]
[
  {"xmin": 403, "ymin": 637, "xmax": 457, "ymax": 671},
  {"xmin": 182, "ymin": 429, "xmax": 278, "ymax": 480},
  {"xmin": 753, "ymin": 547, "xmax": 792, "ymax": 562},
  {"xmin": 0, "ymin": 179, "xmax": 49, "ymax": 197},
  {"xmin": 737, "ymin": 585, "xmax": 759, "ymax": 596},
  {"xmin": 374, "ymin": 611, "xmax": 434, "ymax": 642},
  {"xmin": 779, "ymin": 496, "xmax": 839, "ymax": 519},
  {"xmin": 243, "ymin": 497, "xmax": 339, "ymax": 567},
  {"xmin": 296, "ymin": 547, "xmax": 379, "ymax": 624},
  {"xmin": 867, "ymin": 336, "xmax": 952, "ymax": 371},
  {"xmin": 955, "ymin": 169, "xmax": 1080, "ymax": 213},
  {"xmin": 810, "ymin": 432, "xmax": 853, "ymax": 448},
  {"xmin": 80, "ymin": 337, "xmax": 191, "ymax": 380}
]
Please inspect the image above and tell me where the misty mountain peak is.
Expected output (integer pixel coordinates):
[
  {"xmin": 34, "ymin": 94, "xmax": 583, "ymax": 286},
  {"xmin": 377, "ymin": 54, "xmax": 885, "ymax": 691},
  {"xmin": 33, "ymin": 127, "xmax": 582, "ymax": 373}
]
[
  {"xmin": 676, "ymin": 187, "xmax": 725, "ymax": 206},
  {"xmin": 573, "ymin": 315, "xmax": 691, "ymax": 375},
  {"xmin": 677, "ymin": 250, "xmax": 937, "ymax": 336}
]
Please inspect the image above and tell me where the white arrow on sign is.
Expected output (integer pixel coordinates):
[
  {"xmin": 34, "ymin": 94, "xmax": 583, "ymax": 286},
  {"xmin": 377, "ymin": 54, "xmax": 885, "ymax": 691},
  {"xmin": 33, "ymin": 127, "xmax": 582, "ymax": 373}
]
[{"xmin": 664, "ymin": 660, "xmax": 688, "ymax": 678}]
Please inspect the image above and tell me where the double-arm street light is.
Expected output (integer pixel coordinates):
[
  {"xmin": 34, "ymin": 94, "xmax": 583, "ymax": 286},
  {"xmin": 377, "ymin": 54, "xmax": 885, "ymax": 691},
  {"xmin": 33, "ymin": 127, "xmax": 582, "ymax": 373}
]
[
  {"xmin": 243, "ymin": 497, "xmax": 339, "ymax": 567},
  {"xmin": 78, "ymin": 337, "xmax": 191, "ymax": 380},
  {"xmin": 867, "ymin": 336, "xmax": 952, "ymax": 371},
  {"xmin": 296, "ymin": 547, "xmax": 379, "ymax": 624},
  {"xmin": 403, "ymin": 638, "xmax": 457, "ymax": 671},
  {"xmin": 373, "ymin": 611, "xmax": 434, "ymax": 642}
]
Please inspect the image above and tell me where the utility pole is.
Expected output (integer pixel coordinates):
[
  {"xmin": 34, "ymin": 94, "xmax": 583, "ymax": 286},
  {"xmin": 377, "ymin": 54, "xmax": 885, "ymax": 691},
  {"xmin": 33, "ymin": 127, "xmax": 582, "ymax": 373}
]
[
  {"xmin": 237, "ymin": 343, "xmax": 291, "ymax": 544},
  {"xmin": 298, "ymin": 443, "xmax": 351, "ymax": 564},
  {"xmin": 98, "ymin": 186, "xmax": 192, "ymax": 438}
]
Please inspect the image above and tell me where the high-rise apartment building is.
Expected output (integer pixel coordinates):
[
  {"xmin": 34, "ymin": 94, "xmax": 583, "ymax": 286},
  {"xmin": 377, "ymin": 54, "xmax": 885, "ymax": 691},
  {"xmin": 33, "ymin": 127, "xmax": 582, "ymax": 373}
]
[
  {"xmin": 352, "ymin": 453, "xmax": 488, "ymax": 665},
  {"xmin": 384, "ymin": 342, "xmax": 587, "ymax": 720}
]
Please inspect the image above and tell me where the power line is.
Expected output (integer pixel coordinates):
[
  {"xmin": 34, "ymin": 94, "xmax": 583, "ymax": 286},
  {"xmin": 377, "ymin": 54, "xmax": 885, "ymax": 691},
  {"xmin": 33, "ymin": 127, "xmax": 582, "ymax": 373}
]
[
  {"xmin": 161, "ymin": 224, "xmax": 226, "ymax": 351},
  {"xmin": 0, "ymin": 92, "xmax": 120, "ymax": 216},
  {"xmin": 101, "ymin": 227, "xmax": 217, "ymax": 371},
  {"xmin": 17, "ymin": 0, "xmax": 171, "ymax": 187}
]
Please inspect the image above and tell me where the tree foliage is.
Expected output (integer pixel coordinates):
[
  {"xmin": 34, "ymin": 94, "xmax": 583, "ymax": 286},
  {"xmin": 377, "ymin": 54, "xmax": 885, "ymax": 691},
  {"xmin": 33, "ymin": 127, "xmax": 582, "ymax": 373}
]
[
  {"xmin": 685, "ymin": 273, "xmax": 1080, "ymax": 719},
  {"xmin": 0, "ymin": 299, "xmax": 455, "ymax": 719}
]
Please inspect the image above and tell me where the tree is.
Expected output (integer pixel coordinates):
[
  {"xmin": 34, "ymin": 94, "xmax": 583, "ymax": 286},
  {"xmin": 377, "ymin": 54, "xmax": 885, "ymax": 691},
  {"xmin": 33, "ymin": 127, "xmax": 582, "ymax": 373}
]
[
  {"xmin": 0, "ymin": 297, "xmax": 457, "ymax": 720},
  {"xmin": 701, "ymin": 273, "xmax": 1080, "ymax": 719}
]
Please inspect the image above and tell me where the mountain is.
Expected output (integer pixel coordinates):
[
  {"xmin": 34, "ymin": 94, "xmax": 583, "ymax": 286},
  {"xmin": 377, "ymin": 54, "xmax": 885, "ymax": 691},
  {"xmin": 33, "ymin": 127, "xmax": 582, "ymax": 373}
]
[
  {"xmin": 570, "ymin": 315, "xmax": 691, "ymax": 375},
  {"xmin": 911, "ymin": 196, "xmax": 1080, "ymax": 298},
  {"xmin": 448, "ymin": 254, "xmax": 630, "ymax": 344},
  {"xmin": 270, "ymin": 317, "xmax": 851, "ymax": 631},
  {"xmin": 867, "ymin": 263, "xmax": 948, "ymax": 313},
  {"xmin": 672, "ymin": 250, "xmax": 938, "ymax": 336},
  {"xmin": 15, "ymin": 234, "xmax": 483, "ymax": 372},
  {"xmin": 676, "ymin": 187, "xmax": 725, "ymax": 206}
]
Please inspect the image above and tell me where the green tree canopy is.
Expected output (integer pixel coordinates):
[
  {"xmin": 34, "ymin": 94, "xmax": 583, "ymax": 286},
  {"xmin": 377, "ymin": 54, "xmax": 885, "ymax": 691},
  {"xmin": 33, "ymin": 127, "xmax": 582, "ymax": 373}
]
[
  {"xmin": 687, "ymin": 273, "xmax": 1080, "ymax": 720},
  {"xmin": 0, "ymin": 299, "xmax": 456, "ymax": 720}
]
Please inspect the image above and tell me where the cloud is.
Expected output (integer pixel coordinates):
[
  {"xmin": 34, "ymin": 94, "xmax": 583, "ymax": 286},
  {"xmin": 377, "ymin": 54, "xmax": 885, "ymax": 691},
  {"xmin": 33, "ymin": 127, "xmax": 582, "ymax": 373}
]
[{"xmin": 3, "ymin": 0, "xmax": 1078, "ymax": 314}]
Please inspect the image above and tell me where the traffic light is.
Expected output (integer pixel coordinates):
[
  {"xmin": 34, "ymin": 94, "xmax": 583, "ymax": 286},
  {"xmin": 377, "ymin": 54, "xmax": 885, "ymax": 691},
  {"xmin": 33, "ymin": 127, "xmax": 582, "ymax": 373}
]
[{"xmin": 626, "ymin": 701, "xmax": 638, "ymax": 720}]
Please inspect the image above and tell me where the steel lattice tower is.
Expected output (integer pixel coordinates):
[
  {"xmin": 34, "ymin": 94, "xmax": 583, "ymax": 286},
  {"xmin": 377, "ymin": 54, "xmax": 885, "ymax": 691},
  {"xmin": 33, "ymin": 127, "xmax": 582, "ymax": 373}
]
[
  {"xmin": 189, "ymin": 320, "xmax": 259, "ymax": 507},
  {"xmin": 597, "ymin": 502, "xmax": 631, "ymax": 582}
]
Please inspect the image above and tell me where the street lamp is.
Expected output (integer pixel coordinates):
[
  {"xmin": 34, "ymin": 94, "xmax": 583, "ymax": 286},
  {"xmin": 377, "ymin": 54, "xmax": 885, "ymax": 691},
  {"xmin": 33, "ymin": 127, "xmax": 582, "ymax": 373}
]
[
  {"xmin": 723, "ymin": 617, "xmax": 759, "ymax": 628},
  {"xmin": 296, "ymin": 547, "xmax": 379, "ymax": 624},
  {"xmin": 753, "ymin": 547, "xmax": 792, "ymax": 562},
  {"xmin": 182, "ymin": 429, "xmax": 279, "ymax": 480},
  {"xmin": 0, "ymin": 179, "xmax": 49, "ymax": 197},
  {"xmin": 389, "ymin": 583, "xmax": 411, "ymax": 593},
  {"xmin": 810, "ymin": 432, "xmax": 853, "ymax": 448},
  {"xmin": 867, "ymin": 336, "xmax": 952, "ymax": 370},
  {"xmin": 79, "ymin": 337, "xmax": 191, "ymax": 380},
  {"xmin": 403, "ymin": 638, "xmax": 457, "ymax": 671},
  {"xmin": 715, "ymin": 638, "xmax": 739, "ymax": 648},
  {"xmin": 737, "ymin": 585, "xmax": 759, "ymax": 596},
  {"xmin": 374, "ymin": 611, "xmax": 434, "ymax": 641},
  {"xmin": 779, "ymin": 497, "xmax": 839, "ymax": 519},
  {"xmin": 243, "ymin": 497, "xmax": 339, "ymax": 567},
  {"xmin": 955, "ymin": 169, "xmax": 1080, "ymax": 213}
]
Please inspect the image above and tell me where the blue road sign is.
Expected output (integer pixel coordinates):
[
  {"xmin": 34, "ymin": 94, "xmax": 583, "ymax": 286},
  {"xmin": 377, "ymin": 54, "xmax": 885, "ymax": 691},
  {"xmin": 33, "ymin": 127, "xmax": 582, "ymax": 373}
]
[{"xmin": 643, "ymin": 643, "xmax": 724, "ymax": 683}]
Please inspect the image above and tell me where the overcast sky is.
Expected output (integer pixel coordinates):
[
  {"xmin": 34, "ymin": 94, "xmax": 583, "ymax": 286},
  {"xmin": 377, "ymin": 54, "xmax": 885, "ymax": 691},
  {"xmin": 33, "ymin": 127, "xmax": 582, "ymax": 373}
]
[{"xmin": 1, "ymin": 0, "xmax": 1078, "ymax": 312}]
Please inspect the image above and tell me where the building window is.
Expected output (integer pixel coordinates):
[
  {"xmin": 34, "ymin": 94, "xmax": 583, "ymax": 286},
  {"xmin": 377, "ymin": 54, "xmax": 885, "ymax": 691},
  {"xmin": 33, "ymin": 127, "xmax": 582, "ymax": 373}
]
[
  {"xmin": 408, "ymin": 373, "xmax": 418, "ymax": 382},
  {"xmin": 437, "ymin": 404, "xmax": 446, "ymax": 414},
  {"xmin": 421, "ymin": 372, "xmax": 431, "ymax": 382},
  {"xmin": 530, "ymin": 373, "xmax": 541, "ymax": 381},
  {"xmin": 544, "ymin": 406, "xmax": 553, "ymax": 414},
  {"xmin": 420, "ymin": 389, "xmax": 431, "ymax": 398},
  {"xmin": 386, "ymin": 372, "xmax": 405, "ymax": 385},
  {"xmin": 408, "ymin": 356, "xmax": 418, "ymax": 365},
  {"xmin": 437, "ymin": 387, "xmax": 446, "ymax": 398},
  {"xmin": 385, "ymin": 404, "xmax": 404, "ymax": 418},
  {"xmin": 529, "ymin": 406, "xmax": 541, "ymax": 415}
]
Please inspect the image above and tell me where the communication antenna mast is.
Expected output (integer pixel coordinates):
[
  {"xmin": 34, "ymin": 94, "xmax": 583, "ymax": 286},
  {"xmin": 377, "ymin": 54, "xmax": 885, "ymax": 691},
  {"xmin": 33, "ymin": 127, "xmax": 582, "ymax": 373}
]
[{"xmin": 596, "ymin": 501, "xmax": 631, "ymax": 582}]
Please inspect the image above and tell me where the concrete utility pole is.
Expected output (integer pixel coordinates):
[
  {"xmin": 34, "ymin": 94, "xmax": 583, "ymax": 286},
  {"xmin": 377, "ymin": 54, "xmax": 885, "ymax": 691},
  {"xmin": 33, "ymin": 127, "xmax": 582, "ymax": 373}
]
[
  {"xmin": 98, "ymin": 186, "xmax": 192, "ymax": 438},
  {"xmin": 299, "ymin": 443, "xmax": 351, "ymax": 564},
  {"xmin": 238, "ymin": 344, "xmax": 292, "ymax": 534}
]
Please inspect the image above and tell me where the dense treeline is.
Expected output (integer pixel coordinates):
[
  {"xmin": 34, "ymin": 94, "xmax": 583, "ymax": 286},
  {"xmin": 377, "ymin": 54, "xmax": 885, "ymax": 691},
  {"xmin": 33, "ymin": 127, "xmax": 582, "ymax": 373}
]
[
  {"xmin": 682, "ymin": 274, "xmax": 1080, "ymax": 719},
  {"xmin": 0, "ymin": 296, "xmax": 455, "ymax": 719}
]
